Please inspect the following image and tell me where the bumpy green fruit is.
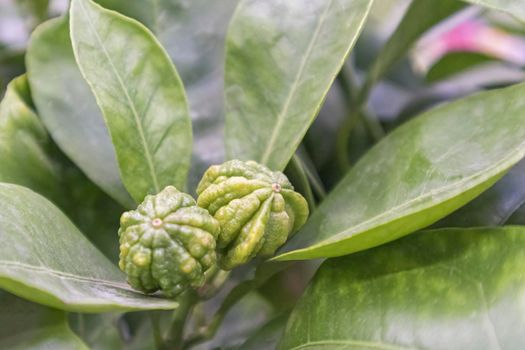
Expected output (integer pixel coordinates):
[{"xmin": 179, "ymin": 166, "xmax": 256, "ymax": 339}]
[
  {"xmin": 118, "ymin": 186, "xmax": 220, "ymax": 297},
  {"xmin": 196, "ymin": 160, "xmax": 309, "ymax": 270}
]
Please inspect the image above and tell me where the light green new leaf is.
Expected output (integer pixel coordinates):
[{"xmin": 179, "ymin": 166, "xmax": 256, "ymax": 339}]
[
  {"xmin": 362, "ymin": 0, "xmax": 464, "ymax": 98},
  {"xmin": 70, "ymin": 0, "xmax": 192, "ymax": 202},
  {"xmin": 275, "ymin": 82, "xmax": 525, "ymax": 261},
  {"xmin": 225, "ymin": 0, "xmax": 374, "ymax": 171},
  {"xmin": 463, "ymin": 0, "xmax": 525, "ymax": 21},
  {"xmin": 27, "ymin": 16, "xmax": 134, "ymax": 208},
  {"xmin": 0, "ymin": 183, "xmax": 178, "ymax": 312},
  {"xmin": 279, "ymin": 227, "xmax": 525, "ymax": 350},
  {"xmin": 0, "ymin": 75, "xmax": 63, "ymax": 204},
  {"xmin": 0, "ymin": 291, "xmax": 88, "ymax": 350}
]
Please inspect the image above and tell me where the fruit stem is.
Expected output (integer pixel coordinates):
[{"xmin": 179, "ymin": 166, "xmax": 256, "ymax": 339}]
[{"xmin": 161, "ymin": 291, "xmax": 198, "ymax": 350}]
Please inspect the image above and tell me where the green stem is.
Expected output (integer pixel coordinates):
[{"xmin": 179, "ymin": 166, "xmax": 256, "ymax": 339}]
[
  {"xmin": 161, "ymin": 291, "xmax": 198, "ymax": 350},
  {"xmin": 336, "ymin": 108, "xmax": 360, "ymax": 173},
  {"xmin": 150, "ymin": 312, "xmax": 163, "ymax": 349},
  {"xmin": 361, "ymin": 106, "xmax": 385, "ymax": 142},
  {"xmin": 183, "ymin": 281, "xmax": 255, "ymax": 349},
  {"xmin": 198, "ymin": 268, "xmax": 231, "ymax": 300},
  {"xmin": 289, "ymin": 155, "xmax": 316, "ymax": 211},
  {"xmin": 296, "ymin": 146, "xmax": 327, "ymax": 200}
]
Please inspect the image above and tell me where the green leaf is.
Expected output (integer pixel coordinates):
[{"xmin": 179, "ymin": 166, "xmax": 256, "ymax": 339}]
[
  {"xmin": 70, "ymin": 0, "xmax": 192, "ymax": 202},
  {"xmin": 0, "ymin": 183, "xmax": 178, "ymax": 312},
  {"xmin": 463, "ymin": 0, "xmax": 525, "ymax": 21},
  {"xmin": 362, "ymin": 0, "xmax": 464, "ymax": 98},
  {"xmin": 437, "ymin": 158, "xmax": 525, "ymax": 227},
  {"xmin": 279, "ymin": 227, "xmax": 525, "ymax": 350},
  {"xmin": 275, "ymin": 82, "xmax": 525, "ymax": 261},
  {"xmin": 0, "ymin": 75, "xmax": 125, "ymax": 262},
  {"xmin": 26, "ymin": 16, "xmax": 134, "ymax": 208},
  {"xmin": 225, "ymin": 0, "xmax": 374, "ymax": 171},
  {"xmin": 0, "ymin": 75, "xmax": 63, "ymax": 204},
  {"xmin": 0, "ymin": 291, "xmax": 88, "ymax": 350},
  {"xmin": 425, "ymin": 52, "xmax": 494, "ymax": 82}
]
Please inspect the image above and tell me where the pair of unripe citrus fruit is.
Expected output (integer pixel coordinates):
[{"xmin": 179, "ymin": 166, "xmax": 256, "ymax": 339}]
[{"xmin": 118, "ymin": 159, "xmax": 309, "ymax": 297}]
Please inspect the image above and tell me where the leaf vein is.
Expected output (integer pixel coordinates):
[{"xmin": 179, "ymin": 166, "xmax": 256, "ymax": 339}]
[
  {"xmin": 77, "ymin": 0, "xmax": 161, "ymax": 193},
  {"xmin": 0, "ymin": 260, "xmax": 132, "ymax": 291},
  {"xmin": 259, "ymin": 0, "xmax": 333, "ymax": 166}
]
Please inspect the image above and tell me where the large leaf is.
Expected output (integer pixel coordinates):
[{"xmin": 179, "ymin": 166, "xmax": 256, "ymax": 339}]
[
  {"xmin": 0, "ymin": 291, "xmax": 88, "ymax": 350},
  {"xmin": 0, "ymin": 75, "xmax": 62, "ymax": 204},
  {"xmin": 275, "ymin": 82, "xmax": 525, "ymax": 261},
  {"xmin": 0, "ymin": 75, "xmax": 125, "ymax": 261},
  {"xmin": 225, "ymin": 0, "xmax": 374, "ymax": 171},
  {"xmin": 437, "ymin": 158, "xmax": 525, "ymax": 227},
  {"xmin": 26, "ymin": 16, "xmax": 134, "ymax": 208},
  {"xmin": 70, "ymin": 0, "xmax": 192, "ymax": 202},
  {"xmin": 279, "ymin": 227, "xmax": 525, "ymax": 349},
  {"xmin": 464, "ymin": 0, "xmax": 525, "ymax": 21},
  {"xmin": 0, "ymin": 183, "xmax": 177, "ymax": 312},
  {"xmin": 362, "ymin": 0, "xmax": 464, "ymax": 98}
]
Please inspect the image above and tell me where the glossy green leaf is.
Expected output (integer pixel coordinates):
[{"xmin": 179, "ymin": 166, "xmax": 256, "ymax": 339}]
[
  {"xmin": 437, "ymin": 158, "xmax": 525, "ymax": 227},
  {"xmin": 362, "ymin": 0, "xmax": 464, "ymax": 98},
  {"xmin": 26, "ymin": 16, "xmax": 134, "ymax": 208},
  {"xmin": 0, "ymin": 75, "xmax": 125, "ymax": 261},
  {"xmin": 0, "ymin": 75, "xmax": 63, "ymax": 204},
  {"xmin": 279, "ymin": 227, "xmax": 525, "ymax": 349},
  {"xmin": 0, "ymin": 291, "xmax": 88, "ymax": 350},
  {"xmin": 463, "ymin": 0, "xmax": 525, "ymax": 21},
  {"xmin": 70, "ymin": 0, "xmax": 192, "ymax": 202},
  {"xmin": 0, "ymin": 183, "xmax": 178, "ymax": 312},
  {"xmin": 275, "ymin": 82, "xmax": 525, "ymax": 261},
  {"xmin": 225, "ymin": 0, "xmax": 374, "ymax": 171}
]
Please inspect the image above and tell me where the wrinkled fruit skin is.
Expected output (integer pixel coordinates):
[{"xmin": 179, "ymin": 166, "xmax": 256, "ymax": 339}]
[
  {"xmin": 119, "ymin": 186, "xmax": 220, "ymax": 297},
  {"xmin": 196, "ymin": 160, "xmax": 309, "ymax": 270}
]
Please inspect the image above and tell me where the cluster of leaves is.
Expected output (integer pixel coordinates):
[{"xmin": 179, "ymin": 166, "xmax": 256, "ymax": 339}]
[{"xmin": 1, "ymin": 0, "xmax": 525, "ymax": 349}]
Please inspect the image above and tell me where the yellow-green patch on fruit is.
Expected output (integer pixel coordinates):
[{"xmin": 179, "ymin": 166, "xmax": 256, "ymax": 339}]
[
  {"xmin": 196, "ymin": 160, "xmax": 309, "ymax": 270},
  {"xmin": 118, "ymin": 186, "xmax": 220, "ymax": 297}
]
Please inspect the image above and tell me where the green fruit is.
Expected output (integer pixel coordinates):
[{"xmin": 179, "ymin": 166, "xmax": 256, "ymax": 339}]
[
  {"xmin": 118, "ymin": 186, "xmax": 220, "ymax": 297},
  {"xmin": 196, "ymin": 160, "xmax": 309, "ymax": 270}
]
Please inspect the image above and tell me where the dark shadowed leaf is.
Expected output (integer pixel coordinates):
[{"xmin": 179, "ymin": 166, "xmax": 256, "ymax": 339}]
[
  {"xmin": 0, "ymin": 291, "xmax": 88, "ymax": 350},
  {"xmin": 436, "ymin": 158, "xmax": 525, "ymax": 227}
]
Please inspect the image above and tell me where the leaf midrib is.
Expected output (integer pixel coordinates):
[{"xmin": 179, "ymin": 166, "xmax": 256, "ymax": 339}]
[
  {"xmin": 76, "ymin": 0, "xmax": 160, "ymax": 193},
  {"xmin": 259, "ymin": 0, "xmax": 333, "ymax": 166},
  {"xmin": 0, "ymin": 260, "xmax": 131, "ymax": 290}
]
